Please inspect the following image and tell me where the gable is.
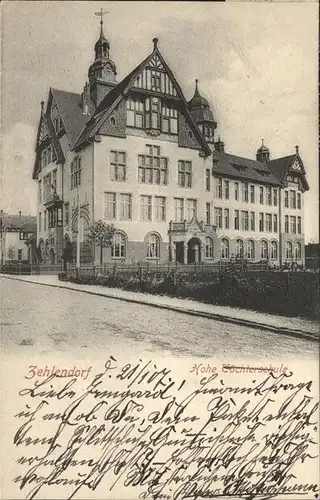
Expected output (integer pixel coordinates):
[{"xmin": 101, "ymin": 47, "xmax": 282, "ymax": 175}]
[
  {"xmin": 289, "ymin": 157, "xmax": 304, "ymax": 174},
  {"xmin": 132, "ymin": 64, "xmax": 178, "ymax": 97},
  {"xmin": 72, "ymin": 47, "xmax": 211, "ymax": 156},
  {"xmin": 38, "ymin": 115, "xmax": 49, "ymax": 145}
]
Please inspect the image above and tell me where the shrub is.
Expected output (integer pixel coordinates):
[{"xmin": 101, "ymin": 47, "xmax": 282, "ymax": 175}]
[{"xmin": 58, "ymin": 272, "xmax": 67, "ymax": 281}]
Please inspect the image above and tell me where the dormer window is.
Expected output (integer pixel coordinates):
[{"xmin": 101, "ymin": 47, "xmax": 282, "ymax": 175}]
[
  {"xmin": 231, "ymin": 162, "xmax": 248, "ymax": 172},
  {"xmin": 151, "ymin": 71, "xmax": 161, "ymax": 92}
]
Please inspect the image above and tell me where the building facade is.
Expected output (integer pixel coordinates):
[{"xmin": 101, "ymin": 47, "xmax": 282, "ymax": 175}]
[
  {"xmin": 0, "ymin": 211, "xmax": 37, "ymax": 264},
  {"xmin": 32, "ymin": 21, "xmax": 309, "ymax": 266}
]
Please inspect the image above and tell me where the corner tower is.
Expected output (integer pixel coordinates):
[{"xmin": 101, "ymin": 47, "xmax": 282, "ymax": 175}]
[
  {"xmin": 188, "ymin": 79, "xmax": 217, "ymax": 144},
  {"xmin": 87, "ymin": 9, "xmax": 118, "ymax": 108}
]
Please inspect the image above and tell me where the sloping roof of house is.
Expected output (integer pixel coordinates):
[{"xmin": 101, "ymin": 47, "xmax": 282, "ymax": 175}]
[
  {"xmin": 268, "ymin": 153, "xmax": 309, "ymax": 190},
  {"xmin": 72, "ymin": 45, "xmax": 211, "ymax": 155},
  {"xmin": 1, "ymin": 215, "xmax": 37, "ymax": 232},
  {"xmin": 212, "ymin": 151, "xmax": 281, "ymax": 186},
  {"xmin": 51, "ymin": 88, "xmax": 90, "ymax": 146}
]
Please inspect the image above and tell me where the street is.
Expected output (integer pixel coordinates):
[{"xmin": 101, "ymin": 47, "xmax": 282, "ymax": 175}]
[{"xmin": 1, "ymin": 277, "xmax": 318, "ymax": 361}]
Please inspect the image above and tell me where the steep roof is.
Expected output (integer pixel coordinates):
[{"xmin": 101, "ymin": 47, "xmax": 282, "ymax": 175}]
[
  {"xmin": 50, "ymin": 88, "xmax": 89, "ymax": 146},
  {"xmin": 1, "ymin": 215, "xmax": 37, "ymax": 232},
  {"xmin": 72, "ymin": 45, "xmax": 211, "ymax": 155},
  {"xmin": 212, "ymin": 151, "xmax": 281, "ymax": 186},
  {"xmin": 268, "ymin": 153, "xmax": 309, "ymax": 190}
]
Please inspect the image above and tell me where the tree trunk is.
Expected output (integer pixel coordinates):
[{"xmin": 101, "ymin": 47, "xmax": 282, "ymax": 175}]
[{"xmin": 100, "ymin": 245, "xmax": 103, "ymax": 265}]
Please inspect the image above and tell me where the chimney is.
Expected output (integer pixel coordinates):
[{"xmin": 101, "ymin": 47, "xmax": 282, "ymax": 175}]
[
  {"xmin": 19, "ymin": 210, "xmax": 22, "ymax": 217},
  {"xmin": 215, "ymin": 137, "xmax": 225, "ymax": 153},
  {"xmin": 295, "ymin": 145, "xmax": 299, "ymax": 155}
]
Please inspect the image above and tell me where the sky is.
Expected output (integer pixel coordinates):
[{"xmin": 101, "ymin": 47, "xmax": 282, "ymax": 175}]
[{"xmin": 1, "ymin": 1, "xmax": 318, "ymax": 242}]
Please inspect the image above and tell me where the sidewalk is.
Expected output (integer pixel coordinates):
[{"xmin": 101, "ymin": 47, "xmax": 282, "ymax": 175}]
[{"xmin": 1, "ymin": 274, "xmax": 319, "ymax": 341}]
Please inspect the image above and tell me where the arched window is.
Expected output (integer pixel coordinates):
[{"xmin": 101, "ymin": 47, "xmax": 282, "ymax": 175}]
[
  {"xmin": 295, "ymin": 242, "xmax": 301, "ymax": 260},
  {"xmin": 271, "ymin": 241, "xmax": 278, "ymax": 260},
  {"xmin": 221, "ymin": 238, "xmax": 229, "ymax": 260},
  {"xmin": 205, "ymin": 237, "xmax": 214, "ymax": 259},
  {"xmin": 261, "ymin": 240, "xmax": 268, "ymax": 259},
  {"xmin": 111, "ymin": 232, "xmax": 126, "ymax": 258},
  {"xmin": 247, "ymin": 240, "xmax": 255, "ymax": 260},
  {"xmin": 286, "ymin": 241, "xmax": 293, "ymax": 260},
  {"xmin": 235, "ymin": 239, "xmax": 244, "ymax": 259},
  {"xmin": 147, "ymin": 233, "xmax": 160, "ymax": 259}
]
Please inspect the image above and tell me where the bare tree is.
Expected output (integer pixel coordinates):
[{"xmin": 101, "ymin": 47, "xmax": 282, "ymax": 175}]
[{"xmin": 87, "ymin": 220, "xmax": 116, "ymax": 265}]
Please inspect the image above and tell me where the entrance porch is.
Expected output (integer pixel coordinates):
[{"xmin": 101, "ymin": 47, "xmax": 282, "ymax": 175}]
[{"xmin": 168, "ymin": 218, "xmax": 217, "ymax": 264}]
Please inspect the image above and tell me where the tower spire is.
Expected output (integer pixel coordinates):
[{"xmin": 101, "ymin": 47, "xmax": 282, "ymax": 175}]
[{"xmin": 95, "ymin": 8, "xmax": 108, "ymax": 38}]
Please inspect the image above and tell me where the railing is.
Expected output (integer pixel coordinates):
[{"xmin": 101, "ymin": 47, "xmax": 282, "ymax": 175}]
[
  {"xmin": 0, "ymin": 262, "xmax": 64, "ymax": 275},
  {"xmin": 66, "ymin": 260, "xmax": 269, "ymax": 278}
]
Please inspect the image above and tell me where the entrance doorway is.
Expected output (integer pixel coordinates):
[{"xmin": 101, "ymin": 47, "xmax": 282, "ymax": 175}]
[
  {"xmin": 175, "ymin": 242, "xmax": 184, "ymax": 264},
  {"xmin": 49, "ymin": 248, "xmax": 55, "ymax": 265},
  {"xmin": 187, "ymin": 238, "xmax": 201, "ymax": 264}
]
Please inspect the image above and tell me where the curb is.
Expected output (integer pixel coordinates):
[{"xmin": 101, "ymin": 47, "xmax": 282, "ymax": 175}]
[{"xmin": 2, "ymin": 275, "xmax": 319, "ymax": 343}]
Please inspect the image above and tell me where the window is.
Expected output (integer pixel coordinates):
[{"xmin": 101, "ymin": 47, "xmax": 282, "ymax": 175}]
[
  {"xmin": 161, "ymin": 103, "xmax": 178, "ymax": 134},
  {"xmin": 236, "ymin": 239, "xmax": 244, "ymax": 258},
  {"xmin": 273, "ymin": 214, "xmax": 278, "ymax": 233},
  {"xmin": 285, "ymin": 215, "xmax": 289, "ymax": 233},
  {"xmin": 205, "ymin": 170, "xmax": 210, "ymax": 191},
  {"xmin": 261, "ymin": 240, "xmax": 268, "ymax": 260},
  {"xmin": 221, "ymin": 238, "xmax": 229, "ymax": 260},
  {"xmin": 234, "ymin": 182, "xmax": 239, "ymax": 201},
  {"xmin": 38, "ymin": 180, "xmax": 42, "ymax": 203},
  {"xmin": 147, "ymin": 233, "xmax": 160, "ymax": 259},
  {"xmin": 295, "ymin": 242, "xmax": 301, "ymax": 260},
  {"xmin": 18, "ymin": 249, "xmax": 23, "ymax": 261},
  {"xmin": 138, "ymin": 145, "xmax": 167, "ymax": 185},
  {"xmin": 151, "ymin": 71, "xmax": 161, "ymax": 91},
  {"xmin": 174, "ymin": 198, "xmax": 184, "ymax": 222},
  {"xmin": 290, "ymin": 190, "xmax": 296, "ymax": 209},
  {"xmin": 271, "ymin": 241, "xmax": 278, "ymax": 260},
  {"xmin": 234, "ymin": 210, "xmax": 239, "ymax": 230},
  {"xmin": 155, "ymin": 196, "xmax": 166, "ymax": 222},
  {"xmin": 38, "ymin": 212, "xmax": 42, "ymax": 232},
  {"xmin": 273, "ymin": 189, "xmax": 278, "ymax": 206},
  {"xmin": 105, "ymin": 192, "xmax": 116, "ymax": 219},
  {"xmin": 214, "ymin": 207, "xmax": 222, "ymax": 229},
  {"xmin": 241, "ymin": 183, "xmax": 248, "ymax": 202},
  {"xmin": 206, "ymin": 203, "xmax": 211, "ymax": 225},
  {"xmin": 140, "ymin": 195, "xmax": 152, "ymax": 221},
  {"xmin": 120, "ymin": 194, "xmax": 132, "ymax": 220},
  {"xmin": 71, "ymin": 157, "xmax": 81, "ymax": 190},
  {"xmin": 284, "ymin": 191, "xmax": 289, "ymax": 208},
  {"xmin": 178, "ymin": 161, "xmax": 192, "ymax": 188},
  {"xmin": 43, "ymin": 173, "xmax": 52, "ymax": 200},
  {"xmin": 247, "ymin": 240, "xmax": 255, "ymax": 260},
  {"xmin": 290, "ymin": 216, "xmax": 296, "ymax": 234},
  {"xmin": 20, "ymin": 232, "xmax": 28, "ymax": 240},
  {"xmin": 145, "ymin": 96, "xmax": 161, "ymax": 130},
  {"xmin": 110, "ymin": 151, "xmax": 126, "ymax": 181},
  {"xmin": 52, "ymin": 169, "xmax": 57, "ymax": 193},
  {"xmin": 297, "ymin": 216, "xmax": 301, "ymax": 234},
  {"xmin": 250, "ymin": 212, "xmax": 255, "ymax": 231},
  {"xmin": 286, "ymin": 241, "xmax": 293, "ymax": 260},
  {"xmin": 64, "ymin": 203, "xmax": 69, "ymax": 226},
  {"xmin": 111, "ymin": 232, "xmax": 126, "ymax": 258},
  {"xmin": 259, "ymin": 187, "xmax": 264, "ymax": 205},
  {"xmin": 224, "ymin": 180, "xmax": 230, "ymax": 199},
  {"xmin": 250, "ymin": 185, "xmax": 255, "ymax": 204},
  {"xmin": 215, "ymin": 177, "xmax": 222, "ymax": 199},
  {"xmin": 224, "ymin": 209, "xmax": 229, "ymax": 230},
  {"xmin": 205, "ymin": 237, "xmax": 214, "ymax": 259},
  {"xmin": 266, "ymin": 187, "xmax": 272, "ymax": 206},
  {"xmin": 186, "ymin": 199, "xmax": 197, "ymax": 221},
  {"xmin": 259, "ymin": 213, "xmax": 264, "ymax": 232},
  {"xmin": 44, "ymin": 210, "xmax": 47, "ymax": 231},
  {"xmin": 48, "ymin": 210, "xmax": 56, "ymax": 228},
  {"xmin": 40, "ymin": 144, "xmax": 55, "ymax": 169},
  {"xmin": 241, "ymin": 211, "xmax": 249, "ymax": 231},
  {"xmin": 126, "ymin": 98, "xmax": 144, "ymax": 128},
  {"xmin": 266, "ymin": 213, "xmax": 272, "ymax": 232},
  {"xmin": 297, "ymin": 193, "xmax": 301, "ymax": 209}
]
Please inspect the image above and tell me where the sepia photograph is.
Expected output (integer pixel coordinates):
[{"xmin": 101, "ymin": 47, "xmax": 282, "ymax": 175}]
[{"xmin": 0, "ymin": 2, "xmax": 319, "ymax": 499}]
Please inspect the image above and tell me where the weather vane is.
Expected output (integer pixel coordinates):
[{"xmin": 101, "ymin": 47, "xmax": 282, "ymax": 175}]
[{"xmin": 95, "ymin": 8, "xmax": 108, "ymax": 26}]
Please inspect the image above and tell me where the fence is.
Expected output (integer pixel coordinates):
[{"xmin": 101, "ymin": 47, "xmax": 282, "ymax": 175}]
[
  {"xmin": 66, "ymin": 260, "xmax": 269, "ymax": 279},
  {"xmin": 0, "ymin": 263, "xmax": 64, "ymax": 275}
]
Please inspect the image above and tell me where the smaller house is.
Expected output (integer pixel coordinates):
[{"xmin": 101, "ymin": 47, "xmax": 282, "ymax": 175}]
[
  {"xmin": 305, "ymin": 243, "xmax": 320, "ymax": 270},
  {"xmin": 0, "ymin": 211, "xmax": 37, "ymax": 264}
]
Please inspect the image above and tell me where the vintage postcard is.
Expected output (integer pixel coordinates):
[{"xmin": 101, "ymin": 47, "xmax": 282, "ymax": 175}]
[{"xmin": 0, "ymin": 2, "xmax": 319, "ymax": 500}]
